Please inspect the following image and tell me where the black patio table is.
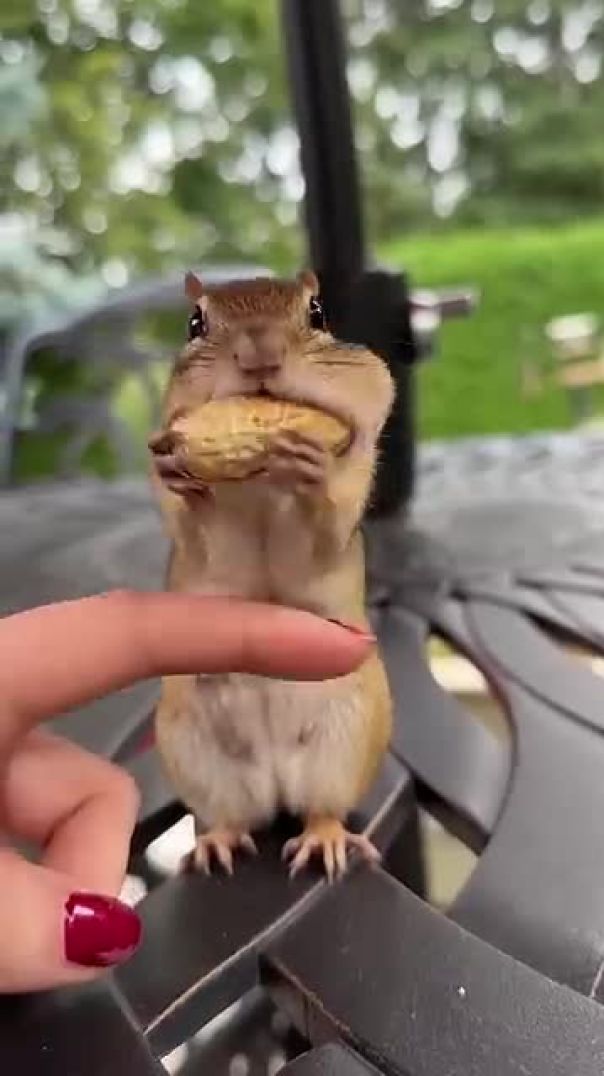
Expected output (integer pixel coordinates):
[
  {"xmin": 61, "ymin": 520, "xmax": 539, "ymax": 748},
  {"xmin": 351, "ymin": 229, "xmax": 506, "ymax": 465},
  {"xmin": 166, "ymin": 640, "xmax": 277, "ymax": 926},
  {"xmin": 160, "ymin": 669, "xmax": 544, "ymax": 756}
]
[
  {"xmin": 4, "ymin": 3, "xmax": 604, "ymax": 1074},
  {"xmin": 3, "ymin": 478, "xmax": 604, "ymax": 1075}
]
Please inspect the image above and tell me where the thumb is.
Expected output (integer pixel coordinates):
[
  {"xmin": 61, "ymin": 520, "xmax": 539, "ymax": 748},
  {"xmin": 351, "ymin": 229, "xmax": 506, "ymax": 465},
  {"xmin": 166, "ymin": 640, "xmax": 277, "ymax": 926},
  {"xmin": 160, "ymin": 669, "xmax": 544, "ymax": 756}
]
[{"xmin": 0, "ymin": 850, "xmax": 141, "ymax": 993}]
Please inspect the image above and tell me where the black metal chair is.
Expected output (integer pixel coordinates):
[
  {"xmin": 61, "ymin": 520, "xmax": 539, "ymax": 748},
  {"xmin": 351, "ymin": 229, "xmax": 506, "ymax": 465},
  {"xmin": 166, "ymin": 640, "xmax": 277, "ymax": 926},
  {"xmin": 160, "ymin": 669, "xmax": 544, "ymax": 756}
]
[{"xmin": 3, "ymin": 3, "xmax": 604, "ymax": 1074}]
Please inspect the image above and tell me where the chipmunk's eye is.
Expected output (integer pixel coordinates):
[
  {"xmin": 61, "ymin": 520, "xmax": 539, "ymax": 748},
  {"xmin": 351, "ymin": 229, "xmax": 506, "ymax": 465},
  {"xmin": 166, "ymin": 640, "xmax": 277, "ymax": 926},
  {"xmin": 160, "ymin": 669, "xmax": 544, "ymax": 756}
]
[
  {"xmin": 309, "ymin": 295, "xmax": 326, "ymax": 331},
  {"xmin": 188, "ymin": 307, "xmax": 208, "ymax": 340}
]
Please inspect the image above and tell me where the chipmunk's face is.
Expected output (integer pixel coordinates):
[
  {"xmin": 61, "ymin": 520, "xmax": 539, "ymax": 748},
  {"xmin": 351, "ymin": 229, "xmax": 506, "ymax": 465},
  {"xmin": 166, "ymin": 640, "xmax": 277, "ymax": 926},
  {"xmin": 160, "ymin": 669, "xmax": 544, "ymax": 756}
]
[{"xmin": 170, "ymin": 270, "xmax": 395, "ymax": 449}]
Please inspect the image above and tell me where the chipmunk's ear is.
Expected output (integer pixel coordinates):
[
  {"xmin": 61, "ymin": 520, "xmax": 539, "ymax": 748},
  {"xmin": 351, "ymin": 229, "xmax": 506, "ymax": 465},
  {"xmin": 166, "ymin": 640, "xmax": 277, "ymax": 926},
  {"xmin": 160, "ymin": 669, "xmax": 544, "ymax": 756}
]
[
  {"xmin": 185, "ymin": 271, "xmax": 204, "ymax": 303},
  {"xmin": 297, "ymin": 269, "xmax": 320, "ymax": 297}
]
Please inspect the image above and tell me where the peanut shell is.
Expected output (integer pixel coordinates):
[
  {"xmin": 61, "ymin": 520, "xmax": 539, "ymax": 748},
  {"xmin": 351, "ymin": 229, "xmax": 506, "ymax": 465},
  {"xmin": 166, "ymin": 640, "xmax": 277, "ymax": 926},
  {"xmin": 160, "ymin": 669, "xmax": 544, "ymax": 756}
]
[{"xmin": 171, "ymin": 395, "xmax": 350, "ymax": 481}]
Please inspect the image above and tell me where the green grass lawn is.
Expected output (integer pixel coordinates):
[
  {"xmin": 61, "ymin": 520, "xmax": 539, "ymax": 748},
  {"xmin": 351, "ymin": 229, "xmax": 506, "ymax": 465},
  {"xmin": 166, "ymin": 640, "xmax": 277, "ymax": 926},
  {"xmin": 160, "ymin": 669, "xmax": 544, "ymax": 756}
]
[{"xmin": 382, "ymin": 217, "xmax": 604, "ymax": 440}]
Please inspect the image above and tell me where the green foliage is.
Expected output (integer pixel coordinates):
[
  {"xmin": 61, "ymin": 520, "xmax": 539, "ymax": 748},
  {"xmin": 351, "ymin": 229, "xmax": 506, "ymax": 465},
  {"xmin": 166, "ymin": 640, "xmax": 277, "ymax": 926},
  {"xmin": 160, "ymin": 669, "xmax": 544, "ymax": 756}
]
[
  {"xmin": 0, "ymin": 226, "xmax": 104, "ymax": 337},
  {"xmin": 1, "ymin": 0, "xmax": 305, "ymax": 298},
  {"xmin": 4, "ymin": 0, "xmax": 604, "ymax": 477},
  {"xmin": 343, "ymin": 0, "xmax": 604, "ymax": 239},
  {"xmin": 5, "ymin": 0, "xmax": 604, "ymax": 310},
  {"xmin": 384, "ymin": 217, "xmax": 604, "ymax": 439}
]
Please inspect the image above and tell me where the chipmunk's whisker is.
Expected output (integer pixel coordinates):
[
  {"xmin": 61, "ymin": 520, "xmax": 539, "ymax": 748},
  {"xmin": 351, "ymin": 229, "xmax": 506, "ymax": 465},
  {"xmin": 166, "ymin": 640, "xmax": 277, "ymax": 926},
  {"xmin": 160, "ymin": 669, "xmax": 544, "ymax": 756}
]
[{"xmin": 314, "ymin": 360, "xmax": 359, "ymax": 367}]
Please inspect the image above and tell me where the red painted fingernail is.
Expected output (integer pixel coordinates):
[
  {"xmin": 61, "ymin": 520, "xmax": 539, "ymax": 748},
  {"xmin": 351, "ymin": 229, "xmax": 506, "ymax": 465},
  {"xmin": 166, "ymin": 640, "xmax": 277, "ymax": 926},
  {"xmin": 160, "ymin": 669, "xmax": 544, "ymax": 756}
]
[
  {"xmin": 64, "ymin": 893, "xmax": 142, "ymax": 968},
  {"xmin": 327, "ymin": 618, "xmax": 376, "ymax": 641}
]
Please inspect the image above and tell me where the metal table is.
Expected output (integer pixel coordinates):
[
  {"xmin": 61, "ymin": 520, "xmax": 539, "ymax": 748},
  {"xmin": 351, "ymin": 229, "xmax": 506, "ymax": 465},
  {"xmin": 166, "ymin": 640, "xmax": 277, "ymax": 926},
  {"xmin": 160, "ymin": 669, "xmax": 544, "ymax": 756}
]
[{"xmin": 3, "ymin": 478, "xmax": 604, "ymax": 1073}]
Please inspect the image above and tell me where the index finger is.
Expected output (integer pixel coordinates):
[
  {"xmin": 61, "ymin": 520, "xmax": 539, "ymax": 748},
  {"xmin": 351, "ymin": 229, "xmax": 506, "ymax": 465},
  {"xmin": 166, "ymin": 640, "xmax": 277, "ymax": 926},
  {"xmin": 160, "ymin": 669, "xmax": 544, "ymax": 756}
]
[{"xmin": 0, "ymin": 590, "xmax": 373, "ymax": 743}]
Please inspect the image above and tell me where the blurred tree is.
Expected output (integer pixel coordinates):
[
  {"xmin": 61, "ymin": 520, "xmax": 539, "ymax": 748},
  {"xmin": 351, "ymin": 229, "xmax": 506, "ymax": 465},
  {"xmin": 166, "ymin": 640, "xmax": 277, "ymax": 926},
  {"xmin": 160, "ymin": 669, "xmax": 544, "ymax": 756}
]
[
  {"xmin": 0, "ymin": 48, "xmax": 103, "ymax": 353},
  {"xmin": 0, "ymin": 0, "xmax": 304, "ymax": 324},
  {"xmin": 2, "ymin": 0, "xmax": 604, "ymax": 327},
  {"xmin": 344, "ymin": 0, "xmax": 604, "ymax": 239}
]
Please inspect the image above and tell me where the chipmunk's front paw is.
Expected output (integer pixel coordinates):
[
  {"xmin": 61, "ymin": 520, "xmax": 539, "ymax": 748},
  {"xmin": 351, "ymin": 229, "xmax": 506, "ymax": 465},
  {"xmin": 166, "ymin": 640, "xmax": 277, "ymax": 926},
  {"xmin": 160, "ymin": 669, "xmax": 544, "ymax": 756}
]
[
  {"xmin": 148, "ymin": 429, "xmax": 211, "ymax": 500},
  {"xmin": 264, "ymin": 430, "xmax": 330, "ymax": 493}
]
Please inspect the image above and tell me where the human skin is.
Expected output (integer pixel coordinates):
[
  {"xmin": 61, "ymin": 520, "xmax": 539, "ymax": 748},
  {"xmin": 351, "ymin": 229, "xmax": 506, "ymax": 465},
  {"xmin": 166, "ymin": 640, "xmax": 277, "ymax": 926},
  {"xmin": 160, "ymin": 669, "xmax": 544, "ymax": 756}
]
[{"xmin": 0, "ymin": 589, "xmax": 373, "ymax": 992}]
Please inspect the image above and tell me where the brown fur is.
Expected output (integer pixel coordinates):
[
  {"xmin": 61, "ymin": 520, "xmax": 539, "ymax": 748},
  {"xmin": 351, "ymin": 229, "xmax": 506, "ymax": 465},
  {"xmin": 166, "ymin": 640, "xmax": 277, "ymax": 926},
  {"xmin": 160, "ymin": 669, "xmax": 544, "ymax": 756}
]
[{"xmin": 150, "ymin": 270, "xmax": 395, "ymax": 866}]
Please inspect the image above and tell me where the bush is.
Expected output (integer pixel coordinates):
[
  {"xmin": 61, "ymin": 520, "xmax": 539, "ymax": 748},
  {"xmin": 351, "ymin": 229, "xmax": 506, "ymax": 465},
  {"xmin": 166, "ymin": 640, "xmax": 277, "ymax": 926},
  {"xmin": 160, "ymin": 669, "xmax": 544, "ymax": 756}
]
[{"xmin": 383, "ymin": 218, "xmax": 604, "ymax": 441}]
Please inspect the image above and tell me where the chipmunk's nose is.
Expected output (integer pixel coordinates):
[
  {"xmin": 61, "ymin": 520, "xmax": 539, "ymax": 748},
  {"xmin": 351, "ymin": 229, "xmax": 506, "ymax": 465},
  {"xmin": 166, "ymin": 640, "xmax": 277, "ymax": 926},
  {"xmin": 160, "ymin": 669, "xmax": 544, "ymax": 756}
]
[{"xmin": 233, "ymin": 326, "xmax": 286, "ymax": 376}]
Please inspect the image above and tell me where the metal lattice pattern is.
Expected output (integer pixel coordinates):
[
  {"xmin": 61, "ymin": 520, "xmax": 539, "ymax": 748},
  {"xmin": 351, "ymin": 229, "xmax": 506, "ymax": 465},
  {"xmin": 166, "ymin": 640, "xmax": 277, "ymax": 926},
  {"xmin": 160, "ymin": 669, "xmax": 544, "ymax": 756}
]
[{"xmin": 2, "ymin": 482, "xmax": 604, "ymax": 1073}]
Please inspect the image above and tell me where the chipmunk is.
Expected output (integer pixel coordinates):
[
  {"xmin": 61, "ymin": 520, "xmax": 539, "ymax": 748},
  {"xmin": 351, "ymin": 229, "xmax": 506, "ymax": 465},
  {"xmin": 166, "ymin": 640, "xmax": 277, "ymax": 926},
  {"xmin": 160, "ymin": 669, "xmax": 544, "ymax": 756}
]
[{"xmin": 148, "ymin": 269, "xmax": 395, "ymax": 879}]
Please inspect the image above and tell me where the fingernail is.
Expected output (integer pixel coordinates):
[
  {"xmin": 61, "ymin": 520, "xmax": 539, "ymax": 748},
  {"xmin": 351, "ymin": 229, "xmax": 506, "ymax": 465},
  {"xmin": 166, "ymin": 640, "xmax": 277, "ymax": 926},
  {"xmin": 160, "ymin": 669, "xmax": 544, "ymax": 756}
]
[
  {"xmin": 64, "ymin": 892, "xmax": 142, "ymax": 968},
  {"xmin": 327, "ymin": 617, "xmax": 376, "ymax": 641}
]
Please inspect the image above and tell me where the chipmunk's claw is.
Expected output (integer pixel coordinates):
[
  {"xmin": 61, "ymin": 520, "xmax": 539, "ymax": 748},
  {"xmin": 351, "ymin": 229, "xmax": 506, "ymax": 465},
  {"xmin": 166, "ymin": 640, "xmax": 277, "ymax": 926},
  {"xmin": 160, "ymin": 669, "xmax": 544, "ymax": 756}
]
[
  {"xmin": 181, "ymin": 830, "xmax": 257, "ymax": 876},
  {"xmin": 282, "ymin": 818, "xmax": 380, "ymax": 882}
]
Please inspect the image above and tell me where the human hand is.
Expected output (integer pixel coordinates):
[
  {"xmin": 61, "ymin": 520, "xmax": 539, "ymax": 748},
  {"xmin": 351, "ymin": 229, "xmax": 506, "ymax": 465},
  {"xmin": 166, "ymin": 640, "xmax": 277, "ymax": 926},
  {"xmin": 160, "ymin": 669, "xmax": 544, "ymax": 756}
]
[{"xmin": 0, "ymin": 589, "xmax": 373, "ymax": 993}]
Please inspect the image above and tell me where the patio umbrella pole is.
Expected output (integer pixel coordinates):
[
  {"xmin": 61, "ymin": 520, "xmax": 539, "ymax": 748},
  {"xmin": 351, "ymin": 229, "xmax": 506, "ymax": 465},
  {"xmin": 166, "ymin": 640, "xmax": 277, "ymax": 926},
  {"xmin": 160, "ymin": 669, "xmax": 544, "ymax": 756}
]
[{"xmin": 280, "ymin": 0, "xmax": 419, "ymax": 518}]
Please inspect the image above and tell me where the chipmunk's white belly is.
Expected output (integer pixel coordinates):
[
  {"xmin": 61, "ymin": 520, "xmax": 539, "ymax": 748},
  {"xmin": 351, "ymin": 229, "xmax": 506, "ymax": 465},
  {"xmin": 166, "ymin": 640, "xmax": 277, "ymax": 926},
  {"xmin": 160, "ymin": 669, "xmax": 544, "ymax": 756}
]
[{"xmin": 158, "ymin": 671, "xmax": 367, "ymax": 831}]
